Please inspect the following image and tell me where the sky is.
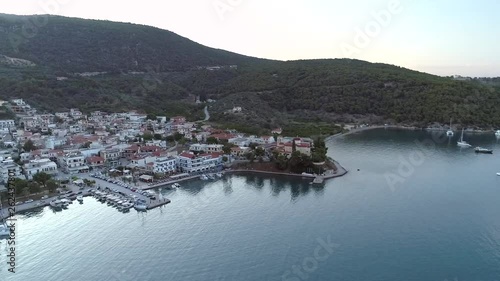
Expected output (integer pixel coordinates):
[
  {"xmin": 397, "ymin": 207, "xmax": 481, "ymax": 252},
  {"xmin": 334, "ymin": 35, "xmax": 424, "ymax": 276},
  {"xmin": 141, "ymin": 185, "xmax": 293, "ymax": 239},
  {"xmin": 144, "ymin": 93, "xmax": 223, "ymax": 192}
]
[{"xmin": 1, "ymin": 0, "xmax": 499, "ymax": 77}]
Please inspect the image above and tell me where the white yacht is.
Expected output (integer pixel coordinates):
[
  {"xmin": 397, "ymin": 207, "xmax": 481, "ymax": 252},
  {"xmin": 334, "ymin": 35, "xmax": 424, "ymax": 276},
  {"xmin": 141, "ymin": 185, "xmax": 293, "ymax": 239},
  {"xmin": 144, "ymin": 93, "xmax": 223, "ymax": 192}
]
[
  {"xmin": 495, "ymin": 130, "xmax": 500, "ymax": 137},
  {"xmin": 134, "ymin": 203, "xmax": 148, "ymax": 211},
  {"xmin": 457, "ymin": 128, "xmax": 472, "ymax": 148},
  {"xmin": 446, "ymin": 119, "xmax": 454, "ymax": 136},
  {"xmin": 171, "ymin": 183, "xmax": 181, "ymax": 189}
]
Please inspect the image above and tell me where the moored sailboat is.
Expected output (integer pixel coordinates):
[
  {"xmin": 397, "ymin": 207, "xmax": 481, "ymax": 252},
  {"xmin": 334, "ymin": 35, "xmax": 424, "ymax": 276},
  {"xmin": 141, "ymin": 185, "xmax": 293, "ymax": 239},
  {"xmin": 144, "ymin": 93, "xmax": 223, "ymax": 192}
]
[{"xmin": 457, "ymin": 128, "xmax": 472, "ymax": 148}]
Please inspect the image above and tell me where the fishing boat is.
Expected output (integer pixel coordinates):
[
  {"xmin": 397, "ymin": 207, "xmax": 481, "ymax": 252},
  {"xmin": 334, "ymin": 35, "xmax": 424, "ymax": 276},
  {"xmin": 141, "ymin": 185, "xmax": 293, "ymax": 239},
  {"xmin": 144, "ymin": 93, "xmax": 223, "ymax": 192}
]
[
  {"xmin": 457, "ymin": 129, "xmax": 472, "ymax": 148},
  {"xmin": 474, "ymin": 147, "xmax": 493, "ymax": 154}
]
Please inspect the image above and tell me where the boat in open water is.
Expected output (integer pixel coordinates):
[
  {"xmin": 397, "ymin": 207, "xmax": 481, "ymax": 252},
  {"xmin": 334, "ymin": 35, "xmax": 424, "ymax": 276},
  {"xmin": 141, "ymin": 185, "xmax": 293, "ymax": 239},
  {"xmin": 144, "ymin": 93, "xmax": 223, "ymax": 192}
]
[{"xmin": 475, "ymin": 147, "xmax": 493, "ymax": 154}]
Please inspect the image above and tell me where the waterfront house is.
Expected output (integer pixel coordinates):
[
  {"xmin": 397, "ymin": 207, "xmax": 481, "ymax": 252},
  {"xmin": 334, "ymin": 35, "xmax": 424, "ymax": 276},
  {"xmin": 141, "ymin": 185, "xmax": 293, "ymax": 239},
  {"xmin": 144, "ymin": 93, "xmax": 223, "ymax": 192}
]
[
  {"xmin": 59, "ymin": 152, "xmax": 89, "ymax": 174},
  {"xmin": 152, "ymin": 156, "xmax": 177, "ymax": 174},
  {"xmin": 23, "ymin": 158, "xmax": 58, "ymax": 180},
  {"xmin": 177, "ymin": 152, "xmax": 223, "ymax": 173}
]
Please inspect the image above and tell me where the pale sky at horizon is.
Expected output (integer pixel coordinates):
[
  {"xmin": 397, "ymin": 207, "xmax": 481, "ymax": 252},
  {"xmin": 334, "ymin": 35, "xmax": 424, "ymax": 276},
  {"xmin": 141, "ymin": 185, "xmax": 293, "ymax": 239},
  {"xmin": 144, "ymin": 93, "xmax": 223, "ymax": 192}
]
[{"xmin": 1, "ymin": 0, "xmax": 499, "ymax": 77}]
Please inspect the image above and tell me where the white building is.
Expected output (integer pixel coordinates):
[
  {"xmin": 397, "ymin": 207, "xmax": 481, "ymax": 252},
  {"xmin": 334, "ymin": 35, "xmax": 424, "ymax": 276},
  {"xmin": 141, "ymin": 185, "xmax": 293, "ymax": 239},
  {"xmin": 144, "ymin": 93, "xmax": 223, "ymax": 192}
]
[
  {"xmin": 177, "ymin": 152, "xmax": 222, "ymax": 173},
  {"xmin": 189, "ymin": 144, "xmax": 224, "ymax": 153},
  {"xmin": 0, "ymin": 120, "xmax": 15, "ymax": 130},
  {"xmin": 59, "ymin": 152, "xmax": 89, "ymax": 174},
  {"xmin": 23, "ymin": 159, "xmax": 58, "ymax": 180},
  {"xmin": 153, "ymin": 156, "xmax": 177, "ymax": 174},
  {"xmin": 0, "ymin": 157, "xmax": 23, "ymax": 183}
]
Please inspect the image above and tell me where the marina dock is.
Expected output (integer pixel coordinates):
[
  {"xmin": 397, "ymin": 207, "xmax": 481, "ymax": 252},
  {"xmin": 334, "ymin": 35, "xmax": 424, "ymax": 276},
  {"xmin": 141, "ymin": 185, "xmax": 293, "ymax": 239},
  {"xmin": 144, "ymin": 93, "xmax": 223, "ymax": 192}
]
[{"xmin": 147, "ymin": 198, "xmax": 171, "ymax": 210}]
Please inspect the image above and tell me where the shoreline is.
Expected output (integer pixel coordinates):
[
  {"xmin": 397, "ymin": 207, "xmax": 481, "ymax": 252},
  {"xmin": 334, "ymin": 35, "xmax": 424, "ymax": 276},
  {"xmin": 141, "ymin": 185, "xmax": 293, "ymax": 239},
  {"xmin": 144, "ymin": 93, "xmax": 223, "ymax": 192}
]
[
  {"xmin": 326, "ymin": 125, "xmax": 498, "ymax": 142},
  {"xmin": 1, "ymin": 163, "xmax": 349, "ymax": 218},
  {"xmin": 144, "ymin": 161, "xmax": 349, "ymax": 190}
]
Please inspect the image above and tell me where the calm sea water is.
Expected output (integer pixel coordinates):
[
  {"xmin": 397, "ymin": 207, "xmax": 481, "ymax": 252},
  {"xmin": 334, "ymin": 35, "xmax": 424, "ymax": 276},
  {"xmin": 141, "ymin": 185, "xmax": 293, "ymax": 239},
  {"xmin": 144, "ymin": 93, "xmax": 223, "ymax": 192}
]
[{"xmin": 2, "ymin": 129, "xmax": 500, "ymax": 281}]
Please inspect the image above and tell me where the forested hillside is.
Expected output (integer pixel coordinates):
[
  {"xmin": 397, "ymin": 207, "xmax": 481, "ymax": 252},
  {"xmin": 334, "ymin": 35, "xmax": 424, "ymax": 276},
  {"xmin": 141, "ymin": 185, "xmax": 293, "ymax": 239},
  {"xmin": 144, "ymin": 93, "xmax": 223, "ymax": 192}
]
[{"xmin": 0, "ymin": 13, "xmax": 499, "ymax": 133}]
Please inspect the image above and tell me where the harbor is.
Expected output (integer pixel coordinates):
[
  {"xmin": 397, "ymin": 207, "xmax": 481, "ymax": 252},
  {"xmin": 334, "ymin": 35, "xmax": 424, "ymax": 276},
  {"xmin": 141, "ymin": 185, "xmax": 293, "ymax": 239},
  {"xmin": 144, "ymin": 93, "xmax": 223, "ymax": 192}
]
[{"xmin": 0, "ymin": 173, "xmax": 172, "ymax": 220}]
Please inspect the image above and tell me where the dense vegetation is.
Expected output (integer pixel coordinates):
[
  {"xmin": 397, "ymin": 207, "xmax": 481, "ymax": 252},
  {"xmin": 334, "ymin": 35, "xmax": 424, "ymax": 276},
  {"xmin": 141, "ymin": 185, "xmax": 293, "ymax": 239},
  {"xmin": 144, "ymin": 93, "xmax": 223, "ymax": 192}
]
[{"xmin": 1, "ymin": 14, "xmax": 500, "ymax": 131}]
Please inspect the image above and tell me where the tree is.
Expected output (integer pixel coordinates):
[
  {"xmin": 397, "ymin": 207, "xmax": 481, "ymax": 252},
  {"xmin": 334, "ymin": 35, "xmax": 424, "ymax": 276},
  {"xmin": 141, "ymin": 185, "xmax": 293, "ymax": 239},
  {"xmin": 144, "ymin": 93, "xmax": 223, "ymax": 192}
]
[
  {"xmin": 174, "ymin": 133, "xmax": 184, "ymax": 141},
  {"xmin": 28, "ymin": 182, "xmax": 42, "ymax": 194},
  {"xmin": 146, "ymin": 113, "xmax": 157, "ymax": 121},
  {"xmin": 23, "ymin": 139, "xmax": 36, "ymax": 152},
  {"xmin": 143, "ymin": 133, "xmax": 153, "ymax": 141},
  {"xmin": 222, "ymin": 156, "xmax": 228, "ymax": 162},
  {"xmin": 255, "ymin": 147, "xmax": 265, "ymax": 157},
  {"xmin": 12, "ymin": 179, "xmax": 28, "ymax": 196},
  {"xmin": 153, "ymin": 134, "xmax": 163, "ymax": 140},
  {"xmin": 82, "ymin": 141, "xmax": 92, "ymax": 148},
  {"xmin": 292, "ymin": 140, "xmax": 297, "ymax": 153},
  {"xmin": 276, "ymin": 155, "xmax": 288, "ymax": 170},
  {"xmin": 206, "ymin": 137, "xmax": 219, "ymax": 144},
  {"xmin": 222, "ymin": 143, "xmax": 236, "ymax": 154},
  {"xmin": 46, "ymin": 180, "xmax": 58, "ymax": 193},
  {"xmin": 33, "ymin": 172, "xmax": 52, "ymax": 187}
]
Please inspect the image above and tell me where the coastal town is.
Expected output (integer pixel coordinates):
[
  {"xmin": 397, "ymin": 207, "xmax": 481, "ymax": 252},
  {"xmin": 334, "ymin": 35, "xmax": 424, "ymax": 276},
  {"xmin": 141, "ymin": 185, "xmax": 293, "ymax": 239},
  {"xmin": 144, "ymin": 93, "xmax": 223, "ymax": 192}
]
[{"xmin": 0, "ymin": 98, "xmax": 345, "ymax": 216}]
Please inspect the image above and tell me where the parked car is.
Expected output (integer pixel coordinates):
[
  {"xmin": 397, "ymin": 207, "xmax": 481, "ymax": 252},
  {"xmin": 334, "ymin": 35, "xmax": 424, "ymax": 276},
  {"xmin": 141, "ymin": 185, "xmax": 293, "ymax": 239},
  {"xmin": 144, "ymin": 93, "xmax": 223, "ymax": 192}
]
[
  {"xmin": 41, "ymin": 195, "xmax": 49, "ymax": 199},
  {"xmin": 25, "ymin": 199, "xmax": 34, "ymax": 203}
]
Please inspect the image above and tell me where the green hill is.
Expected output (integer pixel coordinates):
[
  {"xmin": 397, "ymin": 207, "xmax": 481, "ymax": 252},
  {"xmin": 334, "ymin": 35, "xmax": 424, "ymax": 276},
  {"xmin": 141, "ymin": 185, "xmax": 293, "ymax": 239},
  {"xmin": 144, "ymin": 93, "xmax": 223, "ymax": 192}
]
[{"xmin": 0, "ymin": 14, "xmax": 499, "ymax": 134}]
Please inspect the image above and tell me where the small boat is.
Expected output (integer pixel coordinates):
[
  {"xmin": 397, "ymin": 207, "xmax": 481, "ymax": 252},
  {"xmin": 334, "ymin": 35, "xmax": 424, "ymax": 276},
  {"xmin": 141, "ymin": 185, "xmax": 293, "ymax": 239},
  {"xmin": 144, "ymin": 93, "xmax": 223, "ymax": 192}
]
[
  {"xmin": 457, "ymin": 128, "xmax": 472, "ymax": 148},
  {"xmin": 134, "ymin": 203, "xmax": 148, "ymax": 211},
  {"xmin": 475, "ymin": 147, "xmax": 493, "ymax": 154},
  {"xmin": 446, "ymin": 119, "xmax": 454, "ymax": 136},
  {"xmin": 200, "ymin": 175, "xmax": 208, "ymax": 180},
  {"xmin": 216, "ymin": 173, "xmax": 223, "ymax": 178},
  {"xmin": 496, "ymin": 130, "xmax": 500, "ymax": 138},
  {"xmin": 496, "ymin": 172, "xmax": 500, "ymax": 176},
  {"xmin": 76, "ymin": 196, "xmax": 84, "ymax": 202},
  {"xmin": 171, "ymin": 183, "xmax": 181, "ymax": 189},
  {"xmin": 207, "ymin": 174, "xmax": 215, "ymax": 180}
]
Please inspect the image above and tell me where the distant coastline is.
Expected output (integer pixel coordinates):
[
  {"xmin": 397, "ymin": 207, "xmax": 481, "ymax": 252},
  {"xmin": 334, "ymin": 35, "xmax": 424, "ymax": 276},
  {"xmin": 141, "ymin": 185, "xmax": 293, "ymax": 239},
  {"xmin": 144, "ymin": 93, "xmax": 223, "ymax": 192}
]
[{"xmin": 327, "ymin": 124, "xmax": 499, "ymax": 141}]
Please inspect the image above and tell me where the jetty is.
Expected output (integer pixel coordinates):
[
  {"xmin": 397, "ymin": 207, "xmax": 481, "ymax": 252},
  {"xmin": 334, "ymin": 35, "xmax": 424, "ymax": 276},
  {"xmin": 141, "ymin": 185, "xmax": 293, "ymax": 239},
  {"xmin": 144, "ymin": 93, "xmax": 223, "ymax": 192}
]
[{"xmin": 147, "ymin": 198, "xmax": 171, "ymax": 210}]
